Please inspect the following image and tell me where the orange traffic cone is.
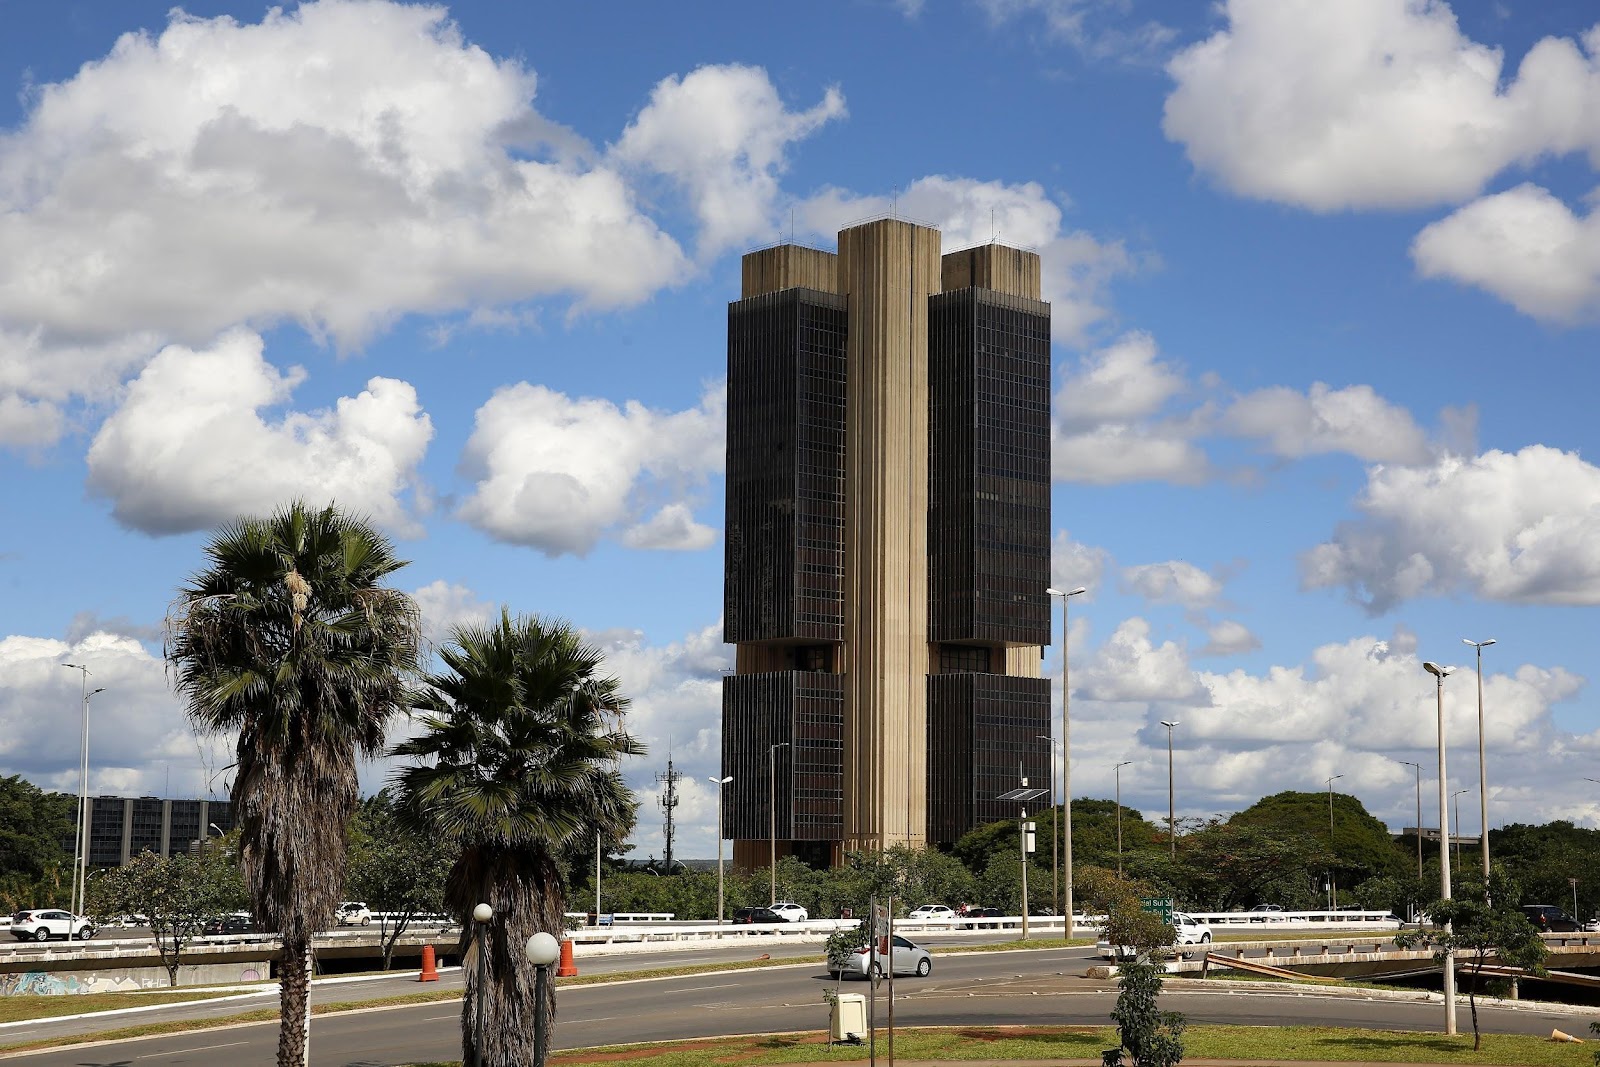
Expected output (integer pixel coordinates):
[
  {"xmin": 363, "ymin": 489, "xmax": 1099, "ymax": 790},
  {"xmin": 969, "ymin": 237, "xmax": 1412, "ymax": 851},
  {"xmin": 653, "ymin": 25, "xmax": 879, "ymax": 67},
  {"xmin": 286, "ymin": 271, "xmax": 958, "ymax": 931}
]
[
  {"xmin": 418, "ymin": 944, "xmax": 440, "ymax": 982},
  {"xmin": 556, "ymin": 938, "xmax": 578, "ymax": 977}
]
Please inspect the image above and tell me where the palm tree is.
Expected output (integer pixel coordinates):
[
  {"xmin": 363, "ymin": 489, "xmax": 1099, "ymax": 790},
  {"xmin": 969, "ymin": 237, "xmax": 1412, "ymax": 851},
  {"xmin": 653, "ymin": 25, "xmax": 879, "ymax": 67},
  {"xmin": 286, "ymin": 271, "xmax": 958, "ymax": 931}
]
[
  {"xmin": 165, "ymin": 501, "xmax": 420, "ymax": 1067},
  {"xmin": 392, "ymin": 611, "xmax": 641, "ymax": 1067}
]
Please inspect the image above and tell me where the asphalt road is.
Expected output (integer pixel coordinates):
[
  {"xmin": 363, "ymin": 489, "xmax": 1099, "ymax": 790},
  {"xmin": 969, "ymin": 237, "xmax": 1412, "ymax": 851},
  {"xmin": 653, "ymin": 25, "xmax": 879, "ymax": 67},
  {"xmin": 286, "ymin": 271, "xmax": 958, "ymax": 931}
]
[{"xmin": 5, "ymin": 944, "xmax": 1594, "ymax": 1067}]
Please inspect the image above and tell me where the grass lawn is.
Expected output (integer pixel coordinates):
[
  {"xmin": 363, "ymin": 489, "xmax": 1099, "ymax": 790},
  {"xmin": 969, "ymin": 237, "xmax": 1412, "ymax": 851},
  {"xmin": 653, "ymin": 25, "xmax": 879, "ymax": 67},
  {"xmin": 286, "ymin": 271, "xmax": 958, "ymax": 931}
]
[
  {"xmin": 401, "ymin": 1025, "xmax": 1600, "ymax": 1066},
  {"xmin": 0, "ymin": 990, "xmax": 240, "ymax": 1025}
]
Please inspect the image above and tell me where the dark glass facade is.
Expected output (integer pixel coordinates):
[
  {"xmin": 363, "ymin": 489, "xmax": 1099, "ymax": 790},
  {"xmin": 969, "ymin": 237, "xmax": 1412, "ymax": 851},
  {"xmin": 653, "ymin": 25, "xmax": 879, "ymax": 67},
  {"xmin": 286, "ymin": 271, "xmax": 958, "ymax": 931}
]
[
  {"xmin": 720, "ymin": 671, "xmax": 844, "ymax": 842},
  {"xmin": 76, "ymin": 796, "xmax": 235, "ymax": 865},
  {"xmin": 724, "ymin": 288, "xmax": 848, "ymax": 644},
  {"xmin": 926, "ymin": 672, "xmax": 1052, "ymax": 846},
  {"xmin": 928, "ymin": 288, "xmax": 1052, "ymax": 646}
]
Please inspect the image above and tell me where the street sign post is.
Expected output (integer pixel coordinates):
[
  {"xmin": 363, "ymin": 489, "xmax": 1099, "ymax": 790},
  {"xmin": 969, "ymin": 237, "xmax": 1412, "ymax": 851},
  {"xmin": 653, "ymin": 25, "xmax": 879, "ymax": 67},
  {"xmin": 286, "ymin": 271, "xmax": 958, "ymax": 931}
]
[{"xmin": 1140, "ymin": 896, "xmax": 1174, "ymax": 923}]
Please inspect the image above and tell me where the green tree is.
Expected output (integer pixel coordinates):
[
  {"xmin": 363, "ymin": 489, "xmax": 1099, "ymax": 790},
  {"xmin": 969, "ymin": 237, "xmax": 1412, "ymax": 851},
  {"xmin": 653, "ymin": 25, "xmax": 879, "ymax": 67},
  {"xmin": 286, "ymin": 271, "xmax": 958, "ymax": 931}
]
[
  {"xmin": 1231, "ymin": 790, "xmax": 1409, "ymax": 896},
  {"xmin": 393, "ymin": 611, "xmax": 642, "ymax": 1067},
  {"xmin": 88, "ymin": 847, "xmax": 246, "ymax": 985},
  {"xmin": 0, "ymin": 776, "xmax": 75, "ymax": 912},
  {"xmin": 1095, "ymin": 872, "xmax": 1183, "ymax": 1067},
  {"xmin": 348, "ymin": 790, "xmax": 451, "ymax": 969},
  {"xmin": 166, "ymin": 501, "xmax": 421, "ymax": 1067},
  {"xmin": 1159, "ymin": 817, "xmax": 1321, "ymax": 911},
  {"xmin": 1401, "ymin": 868, "xmax": 1549, "ymax": 1050},
  {"xmin": 1488, "ymin": 821, "xmax": 1600, "ymax": 919}
]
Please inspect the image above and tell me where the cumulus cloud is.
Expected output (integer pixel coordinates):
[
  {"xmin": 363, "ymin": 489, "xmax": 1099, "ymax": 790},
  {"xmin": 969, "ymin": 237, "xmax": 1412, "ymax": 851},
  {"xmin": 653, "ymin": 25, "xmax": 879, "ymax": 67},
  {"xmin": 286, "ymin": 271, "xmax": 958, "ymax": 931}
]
[
  {"xmin": 0, "ymin": 0, "xmax": 696, "ymax": 444},
  {"xmin": 1412, "ymin": 183, "xmax": 1600, "ymax": 322},
  {"xmin": 1077, "ymin": 617, "xmax": 1202, "ymax": 702},
  {"xmin": 1053, "ymin": 332, "xmax": 1208, "ymax": 483},
  {"xmin": 1051, "ymin": 531, "xmax": 1112, "ymax": 596},
  {"xmin": 1303, "ymin": 445, "xmax": 1600, "ymax": 611},
  {"xmin": 1223, "ymin": 382, "xmax": 1432, "ymax": 464},
  {"xmin": 411, "ymin": 580, "xmax": 497, "ymax": 651},
  {"xmin": 1197, "ymin": 619, "xmax": 1260, "ymax": 657},
  {"xmin": 798, "ymin": 175, "xmax": 1139, "ymax": 342},
  {"xmin": 622, "ymin": 504, "xmax": 718, "ymax": 552},
  {"xmin": 84, "ymin": 330, "xmax": 432, "ymax": 536},
  {"xmin": 1121, "ymin": 560, "xmax": 1224, "ymax": 608},
  {"xmin": 1163, "ymin": 0, "xmax": 1600, "ymax": 211},
  {"xmin": 458, "ymin": 381, "xmax": 724, "ymax": 556},
  {"xmin": 613, "ymin": 64, "xmax": 845, "ymax": 258}
]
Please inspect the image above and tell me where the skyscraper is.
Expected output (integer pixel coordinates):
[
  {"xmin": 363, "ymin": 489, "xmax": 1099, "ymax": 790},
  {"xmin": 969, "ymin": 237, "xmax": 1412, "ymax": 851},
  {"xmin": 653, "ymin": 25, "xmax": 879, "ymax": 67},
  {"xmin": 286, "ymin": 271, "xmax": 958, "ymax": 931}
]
[{"xmin": 721, "ymin": 218, "xmax": 1051, "ymax": 869}]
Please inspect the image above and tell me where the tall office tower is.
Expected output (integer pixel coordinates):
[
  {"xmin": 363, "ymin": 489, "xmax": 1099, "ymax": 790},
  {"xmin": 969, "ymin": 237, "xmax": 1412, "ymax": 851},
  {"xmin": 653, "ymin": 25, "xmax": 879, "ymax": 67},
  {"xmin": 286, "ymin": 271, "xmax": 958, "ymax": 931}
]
[{"xmin": 722, "ymin": 220, "xmax": 1051, "ymax": 870}]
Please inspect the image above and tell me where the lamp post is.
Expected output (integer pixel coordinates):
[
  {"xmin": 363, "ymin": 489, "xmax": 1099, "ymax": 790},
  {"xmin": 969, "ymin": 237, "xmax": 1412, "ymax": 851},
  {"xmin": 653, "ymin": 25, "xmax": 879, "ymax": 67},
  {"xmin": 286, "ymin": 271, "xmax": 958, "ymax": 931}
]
[
  {"xmin": 1452, "ymin": 789, "xmax": 1470, "ymax": 873},
  {"xmin": 1159, "ymin": 720, "xmax": 1181, "ymax": 858},
  {"xmin": 1326, "ymin": 774, "xmax": 1343, "ymax": 910},
  {"xmin": 62, "ymin": 663, "xmax": 102, "ymax": 919},
  {"xmin": 1114, "ymin": 761, "xmax": 1133, "ymax": 879},
  {"xmin": 1046, "ymin": 586, "xmax": 1087, "ymax": 935},
  {"xmin": 1036, "ymin": 734, "xmax": 1060, "ymax": 920},
  {"xmin": 1423, "ymin": 660, "xmax": 1458, "ymax": 1035},
  {"xmin": 1570, "ymin": 878, "xmax": 1580, "ymax": 925},
  {"xmin": 1462, "ymin": 638, "xmax": 1495, "ymax": 881},
  {"xmin": 768, "ymin": 742, "xmax": 789, "ymax": 906},
  {"xmin": 595, "ymin": 832, "xmax": 602, "ymax": 926},
  {"xmin": 709, "ymin": 775, "xmax": 733, "ymax": 923},
  {"xmin": 471, "ymin": 902, "xmax": 492, "ymax": 1067},
  {"xmin": 1400, "ymin": 760, "xmax": 1423, "ymax": 882},
  {"xmin": 524, "ymin": 931, "xmax": 560, "ymax": 1067}
]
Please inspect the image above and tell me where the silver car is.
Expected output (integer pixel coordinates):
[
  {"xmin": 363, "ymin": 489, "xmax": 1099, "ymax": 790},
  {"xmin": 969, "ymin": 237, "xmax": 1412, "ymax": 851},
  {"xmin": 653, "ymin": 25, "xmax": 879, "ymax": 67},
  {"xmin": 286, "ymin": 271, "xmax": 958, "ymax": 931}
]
[{"xmin": 834, "ymin": 934, "xmax": 933, "ymax": 979}]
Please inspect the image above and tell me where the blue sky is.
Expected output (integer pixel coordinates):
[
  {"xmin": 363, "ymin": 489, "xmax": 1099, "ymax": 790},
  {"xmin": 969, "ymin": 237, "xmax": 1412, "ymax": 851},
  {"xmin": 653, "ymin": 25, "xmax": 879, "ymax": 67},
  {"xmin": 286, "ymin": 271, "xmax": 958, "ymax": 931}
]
[{"xmin": 2, "ymin": 0, "xmax": 1598, "ymax": 863}]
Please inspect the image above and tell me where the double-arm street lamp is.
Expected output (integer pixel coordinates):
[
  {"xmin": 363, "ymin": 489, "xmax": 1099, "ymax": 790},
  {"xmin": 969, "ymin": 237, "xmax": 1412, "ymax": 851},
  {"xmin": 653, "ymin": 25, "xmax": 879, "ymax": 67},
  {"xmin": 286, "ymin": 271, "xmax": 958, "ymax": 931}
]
[
  {"xmin": 1326, "ymin": 774, "xmax": 1343, "ymax": 910},
  {"xmin": 768, "ymin": 742, "xmax": 789, "ymax": 906},
  {"xmin": 1046, "ymin": 586, "xmax": 1087, "ymax": 933},
  {"xmin": 1462, "ymin": 638, "xmax": 1495, "ymax": 879},
  {"xmin": 62, "ymin": 663, "xmax": 104, "ymax": 919},
  {"xmin": 1423, "ymin": 660, "xmax": 1458, "ymax": 1036},
  {"xmin": 1114, "ymin": 760, "xmax": 1133, "ymax": 878},
  {"xmin": 1159, "ymin": 720, "xmax": 1181, "ymax": 857},
  {"xmin": 709, "ymin": 775, "xmax": 733, "ymax": 923}
]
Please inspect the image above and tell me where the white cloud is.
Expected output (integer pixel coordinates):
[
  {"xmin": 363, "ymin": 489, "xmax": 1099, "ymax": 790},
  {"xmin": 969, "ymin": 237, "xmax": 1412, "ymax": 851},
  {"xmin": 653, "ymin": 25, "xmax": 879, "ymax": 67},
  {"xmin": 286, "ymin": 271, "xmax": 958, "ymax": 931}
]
[
  {"xmin": 622, "ymin": 504, "xmax": 718, "ymax": 552},
  {"xmin": 1051, "ymin": 531, "xmax": 1112, "ymax": 596},
  {"xmin": 1121, "ymin": 560, "xmax": 1224, "ymax": 608},
  {"xmin": 1412, "ymin": 183, "xmax": 1600, "ymax": 322},
  {"xmin": 458, "ymin": 381, "xmax": 724, "ymax": 556},
  {"xmin": 798, "ymin": 175, "xmax": 1138, "ymax": 342},
  {"xmin": 0, "ymin": 393, "xmax": 63, "ymax": 447},
  {"xmin": 1303, "ymin": 445, "xmax": 1600, "ymax": 611},
  {"xmin": 1077, "ymin": 617, "xmax": 1201, "ymax": 702},
  {"xmin": 1198, "ymin": 619, "xmax": 1260, "ymax": 657},
  {"xmin": 84, "ymin": 330, "xmax": 432, "ymax": 536},
  {"xmin": 1223, "ymin": 382, "xmax": 1432, "ymax": 464},
  {"xmin": 411, "ymin": 580, "xmax": 497, "ymax": 651},
  {"xmin": 1163, "ymin": 0, "xmax": 1600, "ymax": 211},
  {"xmin": 975, "ymin": 0, "xmax": 1177, "ymax": 62},
  {"xmin": 0, "ymin": 0, "xmax": 689, "ymax": 444},
  {"xmin": 613, "ymin": 64, "xmax": 845, "ymax": 258}
]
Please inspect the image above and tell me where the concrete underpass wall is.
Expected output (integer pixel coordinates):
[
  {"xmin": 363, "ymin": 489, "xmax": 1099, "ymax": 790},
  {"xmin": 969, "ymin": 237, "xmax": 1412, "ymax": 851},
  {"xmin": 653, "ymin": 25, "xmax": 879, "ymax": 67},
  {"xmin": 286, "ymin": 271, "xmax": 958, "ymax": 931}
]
[{"xmin": 0, "ymin": 960, "xmax": 272, "ymax": 995}]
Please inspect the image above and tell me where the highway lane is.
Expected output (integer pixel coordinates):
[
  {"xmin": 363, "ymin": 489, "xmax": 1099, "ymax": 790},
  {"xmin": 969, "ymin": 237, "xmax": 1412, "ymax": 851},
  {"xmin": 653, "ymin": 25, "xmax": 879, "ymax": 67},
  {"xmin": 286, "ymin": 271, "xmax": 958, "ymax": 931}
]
[{"xmin": 6, "ymin": 946, "xmax": 1592, "ymax": 1067}]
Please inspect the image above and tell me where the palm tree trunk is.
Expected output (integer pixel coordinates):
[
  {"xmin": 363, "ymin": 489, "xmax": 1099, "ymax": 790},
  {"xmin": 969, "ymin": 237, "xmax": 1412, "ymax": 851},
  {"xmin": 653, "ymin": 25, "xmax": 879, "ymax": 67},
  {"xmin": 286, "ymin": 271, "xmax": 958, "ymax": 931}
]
[{"xmin": 278, "ymin": 940, "xmax": 312, "ymax": 1067}]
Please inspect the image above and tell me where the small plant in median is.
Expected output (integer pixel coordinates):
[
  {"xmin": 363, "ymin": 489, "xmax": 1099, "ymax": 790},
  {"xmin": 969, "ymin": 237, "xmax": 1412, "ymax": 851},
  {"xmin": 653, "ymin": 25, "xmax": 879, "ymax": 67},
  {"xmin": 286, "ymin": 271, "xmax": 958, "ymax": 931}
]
[{"xmin": 1090, "ymin": 873, "xmax": 1185, "ymax": 1067}]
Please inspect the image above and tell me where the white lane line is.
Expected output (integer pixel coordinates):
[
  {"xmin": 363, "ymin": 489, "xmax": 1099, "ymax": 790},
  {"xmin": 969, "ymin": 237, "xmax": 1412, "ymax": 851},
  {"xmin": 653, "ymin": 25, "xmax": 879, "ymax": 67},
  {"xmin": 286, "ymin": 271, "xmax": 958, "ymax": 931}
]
[{"xmin": 139, "ymin": 1040, "xmax": 245, "ymax": 1058}]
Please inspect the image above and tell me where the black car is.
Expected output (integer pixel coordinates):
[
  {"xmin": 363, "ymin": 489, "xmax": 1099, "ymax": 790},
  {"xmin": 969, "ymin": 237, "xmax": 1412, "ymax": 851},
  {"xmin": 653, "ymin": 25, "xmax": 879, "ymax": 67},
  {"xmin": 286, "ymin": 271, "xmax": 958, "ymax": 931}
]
[
  {"xmin": 1521, "ymin": 904, "xmax": 1582, "ymax": 932},
  {"xmin": 201, "ymin": 913, "xmax": 256, "ymax": 936},
  {"xmin": 731, "ymin": 907, "xmax": 783, "ymax": 924},
  {"xmin": 963, "ymin": 907, "xmax": 1009, "ymax": 929}
]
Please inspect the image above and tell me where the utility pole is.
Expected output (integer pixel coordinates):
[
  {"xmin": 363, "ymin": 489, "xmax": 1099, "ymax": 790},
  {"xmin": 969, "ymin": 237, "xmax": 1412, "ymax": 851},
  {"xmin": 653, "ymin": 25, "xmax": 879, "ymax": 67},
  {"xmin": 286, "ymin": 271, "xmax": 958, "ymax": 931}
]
[{"xmin": 656, "ymin": 753, "xmax": 683, "ymax": 871}]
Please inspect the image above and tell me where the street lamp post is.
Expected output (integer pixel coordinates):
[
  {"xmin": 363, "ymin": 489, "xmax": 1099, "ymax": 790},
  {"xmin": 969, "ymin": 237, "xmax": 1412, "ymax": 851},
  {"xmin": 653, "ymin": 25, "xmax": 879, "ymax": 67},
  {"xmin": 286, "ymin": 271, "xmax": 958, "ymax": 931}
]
[
  {"xmin": 471, "ymin": 903, "xmax": 492, "ymax": 1067},
  {"xmin": 62, "ymin": 663, "xmax": 102, "ymax": 919},
  {"xmin": 1326, "ymin": 774, "xmax": 1344, "ymax": 910},
  {"xmin": 1452, "ymin": 789, "xmax": 1470, "ymax": 873},
  {"xmin": 1424, "ymin": 660, "xmax": 1458, "ymax": 1036},
  {"xmin": 1462, "ymin": 638, "xmax": 1495, "ymax": 881},
  {"xmin": 1114, "ymin": 761, "xmax": 1133, "ymax": 879},
  {"xmin": 1159, "ymin": 720, "xmax": 1181, "ymax": 858},
  {"xmin": 1400, "ymin": 760, "xmax": 1423, "ymax": 882},
  {"xmin": 524, "ymin": 931, "xmax": 560, "ymax": 1067},
  {"xmin": 709, "ymin": 775, "xmax": 733, "ymax": 923},
  {"xmin": 1037, "ymin": 734, "xmax": 1060, "ymax": 919},
  {"xmin": 768, "ymin": 742, "xmax": 789, "ymax": 906},
  {"xmin": 1046, "ymin": 586, "xmax": 1087, "ymax": 934}
]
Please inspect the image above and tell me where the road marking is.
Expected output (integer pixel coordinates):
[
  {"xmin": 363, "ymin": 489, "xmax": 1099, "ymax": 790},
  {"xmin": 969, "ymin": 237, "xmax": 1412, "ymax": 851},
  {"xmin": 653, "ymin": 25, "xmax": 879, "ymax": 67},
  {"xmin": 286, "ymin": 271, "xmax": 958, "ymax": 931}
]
[{"xmin": 140, "ymin": 1040, "xmax": 245, "ymax": 1057}]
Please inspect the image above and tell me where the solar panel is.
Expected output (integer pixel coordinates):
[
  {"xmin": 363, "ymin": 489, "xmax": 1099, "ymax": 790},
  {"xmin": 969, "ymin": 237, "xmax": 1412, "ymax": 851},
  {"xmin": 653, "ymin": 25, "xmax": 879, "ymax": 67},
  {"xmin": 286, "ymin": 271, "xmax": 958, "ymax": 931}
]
[{"xmin": 995, "ymin": 787, "xmax": 1048, "ymax": 802}]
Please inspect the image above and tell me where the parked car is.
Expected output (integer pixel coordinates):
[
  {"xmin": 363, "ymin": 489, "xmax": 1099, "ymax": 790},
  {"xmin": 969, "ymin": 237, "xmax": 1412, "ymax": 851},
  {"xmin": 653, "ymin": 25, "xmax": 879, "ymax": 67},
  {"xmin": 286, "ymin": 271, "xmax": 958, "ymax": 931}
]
[
  {"xmin": 908, "ymin": 904, "xmax": 955, "ymax": 922},
  {"xmin": 833, "ymin": 934, "xmax": 934, "ymax": 979},
  {"xmin": 768, "ymin": 902, "xmax": 808, "ymax": 922},
  {"xmin": 731, "ymin": 906, "xmax": 784, "ymax": 924},
  {"xmin": 1098, "ymin": 912, "xmax": 1212, "ymax": 960},
  {"xmin": 201, "ymin": 912, "xmax": 256, "ymax": 936},
  {"xmin": 10, "ymin": 910, "xmax": 95, "ymax": 942},
  {"xmin": 1247, "ymin": 904, "xmax": 1284, "ymax": 921},
  {"xmin": 336, "ymin": 901, "xmax": 373, "ymax": 926},
  {"xmin": 1520, "ymin": 904, "xmax": 1582, "ymax": 933}
]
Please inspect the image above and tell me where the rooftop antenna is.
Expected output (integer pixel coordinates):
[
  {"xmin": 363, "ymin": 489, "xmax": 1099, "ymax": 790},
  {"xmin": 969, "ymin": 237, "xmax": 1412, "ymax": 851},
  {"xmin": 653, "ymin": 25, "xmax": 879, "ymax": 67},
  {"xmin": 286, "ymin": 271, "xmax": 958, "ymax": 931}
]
[
  {"xmin": 892, "ymin": 185, "xmax": 899, "ymax": 219},
  {"xmin": 991, "ymin": 207, "xmax": 997, "ymax": 244}
]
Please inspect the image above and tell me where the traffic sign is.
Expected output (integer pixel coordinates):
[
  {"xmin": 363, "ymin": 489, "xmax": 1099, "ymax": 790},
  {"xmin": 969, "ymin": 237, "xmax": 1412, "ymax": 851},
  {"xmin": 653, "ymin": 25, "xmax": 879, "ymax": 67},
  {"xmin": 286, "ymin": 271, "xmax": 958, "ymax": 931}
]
[{"xmin": 1140, "ymin": 896, "xmax": 1174, "ymax": 922}]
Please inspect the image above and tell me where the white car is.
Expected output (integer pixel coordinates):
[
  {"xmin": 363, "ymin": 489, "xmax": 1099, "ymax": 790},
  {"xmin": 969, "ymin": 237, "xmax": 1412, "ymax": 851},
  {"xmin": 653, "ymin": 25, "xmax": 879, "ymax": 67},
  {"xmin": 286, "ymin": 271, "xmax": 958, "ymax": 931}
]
[
  {"xmin": 336, "ymin": 901, "xmax": 373, "ymax": 926},
  {"xmin": 907, "ymin": 904, "xmax": 955, "ymax": 922},
  {"xmin": 769, "ymin": 902, "xmax": 808, "ymax": 923},
  {"xmin": 1097, "ymin": 911, "xmax": 1213, "ymax": 960},
  {"xmin": 10, "ymin": 909, "xmax": 95, "ymax": 942}
]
